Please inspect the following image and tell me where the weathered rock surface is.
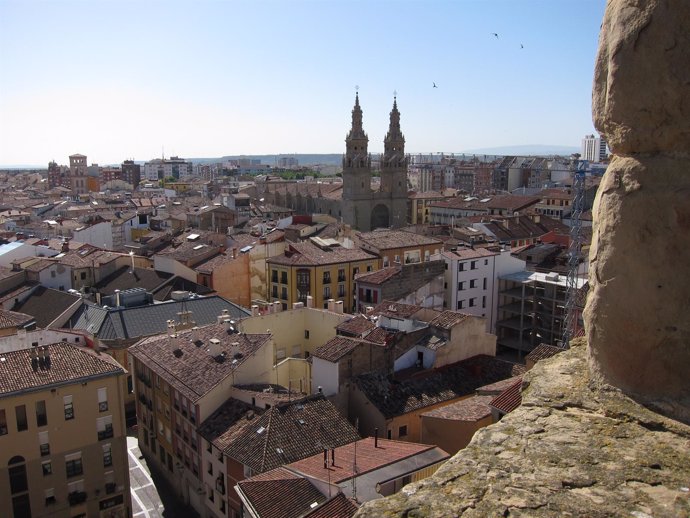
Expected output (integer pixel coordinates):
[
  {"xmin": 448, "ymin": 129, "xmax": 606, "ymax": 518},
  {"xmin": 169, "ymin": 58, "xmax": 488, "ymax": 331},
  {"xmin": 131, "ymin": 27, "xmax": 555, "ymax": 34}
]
[
  {"xmin": 354, "ymin": 340, "xmax": 690, "ymax": 518},
  {"xmin": 585, "ymin": 154, "xmax": 690, "ymax": 423},
  {"xmin": 593, "ymin": 0, "xmax": 690, "ymax": 154}
]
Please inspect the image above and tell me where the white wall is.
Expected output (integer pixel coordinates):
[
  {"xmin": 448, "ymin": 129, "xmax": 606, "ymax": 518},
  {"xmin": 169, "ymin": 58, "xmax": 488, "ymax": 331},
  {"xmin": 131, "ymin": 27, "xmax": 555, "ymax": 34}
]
[
  {"xmin": 39, "ymin": 263, "xmax": 72, "ymax": 291},
  {"xmin": 394, "ymin": 345, "xmax": 435, "ymax": 372},
  {"xmin": 73, "ymin": 221, "xmax": 114, "ymax": 250},
  {"xmin": 0, "ymin": 329, "xmax": 89, "ymax": 353},
  {"xmin": 311, "ymin": 357, "xmax": 339, "ymax": 396}
]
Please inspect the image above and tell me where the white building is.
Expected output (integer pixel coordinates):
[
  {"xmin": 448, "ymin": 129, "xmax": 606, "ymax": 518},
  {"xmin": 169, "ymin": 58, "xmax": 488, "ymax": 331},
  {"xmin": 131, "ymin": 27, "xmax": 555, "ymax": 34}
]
[
  {"xmin": 143, "ymin": 156, "xmax": 194, "ymax": 181},
  {"xmin": 443, "ymin": 247, "xmax": 526, "ymax": 333},
  {"xmin": 581, "ymin": 134, "xmax": 609, "ymax": 163}
]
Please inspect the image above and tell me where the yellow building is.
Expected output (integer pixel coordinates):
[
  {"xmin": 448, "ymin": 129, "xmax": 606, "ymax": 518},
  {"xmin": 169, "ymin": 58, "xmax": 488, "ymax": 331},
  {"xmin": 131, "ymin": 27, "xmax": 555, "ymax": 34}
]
[
  {"xmin": 266, "ymin": 239, "xmax": 379, "ymax": 313},
  {"xmin": 0, "ymin": 343, "xmax": 131, "ymax": 518}
]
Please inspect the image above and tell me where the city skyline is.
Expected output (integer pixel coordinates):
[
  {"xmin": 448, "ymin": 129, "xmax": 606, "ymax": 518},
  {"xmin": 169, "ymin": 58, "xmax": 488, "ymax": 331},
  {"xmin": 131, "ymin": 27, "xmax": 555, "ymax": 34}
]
[{"xmin": 0, "ymin": 0, "xmax": 606, "ymax": 166}]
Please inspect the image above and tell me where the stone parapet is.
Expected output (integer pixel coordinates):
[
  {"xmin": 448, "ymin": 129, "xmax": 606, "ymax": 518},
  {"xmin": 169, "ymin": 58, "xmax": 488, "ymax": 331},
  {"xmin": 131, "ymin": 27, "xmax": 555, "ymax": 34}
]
[{"xmin": 354, "ymin": 340, "xmax": 690, "ymax": 517}]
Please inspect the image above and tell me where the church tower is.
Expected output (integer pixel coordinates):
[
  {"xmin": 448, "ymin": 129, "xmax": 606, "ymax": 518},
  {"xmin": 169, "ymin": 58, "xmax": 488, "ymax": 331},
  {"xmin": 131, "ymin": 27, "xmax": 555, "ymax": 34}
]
[
  {"xmin": 380, "ymin": 96, "xmax": 407, "ymax": 197},
  {"xmin": 342, "ymin": 92, "xmax": 372, "ymax": 201}
]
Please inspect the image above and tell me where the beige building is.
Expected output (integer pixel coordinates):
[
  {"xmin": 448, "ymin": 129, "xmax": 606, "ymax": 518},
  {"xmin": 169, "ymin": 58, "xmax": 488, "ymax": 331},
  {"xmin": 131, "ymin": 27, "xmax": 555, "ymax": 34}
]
[{"xmin": 0, "ymin": 343, "xmax": 131, "ymax": 518}]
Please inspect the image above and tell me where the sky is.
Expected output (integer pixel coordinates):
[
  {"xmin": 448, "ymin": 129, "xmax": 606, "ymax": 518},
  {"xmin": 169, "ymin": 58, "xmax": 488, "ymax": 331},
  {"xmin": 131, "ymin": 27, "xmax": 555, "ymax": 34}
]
[{"xmin": 0, "ymin": 0, "xmax": 607, "ymax": 166}]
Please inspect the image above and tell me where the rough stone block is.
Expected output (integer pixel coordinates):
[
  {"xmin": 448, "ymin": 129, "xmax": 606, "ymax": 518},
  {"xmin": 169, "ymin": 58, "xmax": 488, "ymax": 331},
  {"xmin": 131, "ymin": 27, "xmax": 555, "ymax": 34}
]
[
  {"xmin": 593, "ymin": 0, "xmax": 690, "ymax": 154},
  {"xmin": 585, "ymin": 155, "xmax": 690, "ymax": 422}
]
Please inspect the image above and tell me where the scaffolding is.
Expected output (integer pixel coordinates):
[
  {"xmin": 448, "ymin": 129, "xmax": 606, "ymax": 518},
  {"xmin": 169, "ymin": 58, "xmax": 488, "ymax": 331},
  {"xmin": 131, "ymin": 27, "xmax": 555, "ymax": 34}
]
[{"xmin": 561, "ymin": 159, "xmax": 588, "ymax": 348}]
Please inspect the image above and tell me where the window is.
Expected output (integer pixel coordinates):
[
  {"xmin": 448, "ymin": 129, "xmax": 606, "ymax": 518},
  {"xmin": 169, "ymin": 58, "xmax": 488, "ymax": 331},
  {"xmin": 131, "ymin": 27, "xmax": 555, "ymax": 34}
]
[
  {"xmin": 482, "ymin": 296, "xmax": 486, "ymax": 308},
  {"xmin": 39, "ymin": 431, "xmax": 50, "ymax": 456},
  {"xmin": 12, "ymin": 494, "xmax": 31, "ymax": 518},
  {"xmin": 337, "ymin": 268, "xmax": 346, "ymax": 282},
  {"xmin": 80, "ymin": 271, "xmax": 87, "ymax": 280},
  {"xmin": 45, "ymin": 488, "xmax": 56, "ymax": 505},
  {"xmin": 9, "ymin": 456, "xmax": 28, "ymax": 494},
  {"xmin": 484, "ymin": 259, "xmax": 488, "ymax": 265},
  {"xmin": 272, "ymin": 285, "xmax": 278, "ymax": 298},
  {"xmin": 338, "ymin": 284, "xmax": 345, "ymax": 297},
  {"xmin": 304, "ymin": 330, "xmax": 309, "ymax": 339},
  {"xmin": 16, "ymin": 405, "xmax": 28, "ymax": 431},
  {"xmin": 65, "ymin": 455, "xmax": 83, "ymax": 478},
  {"xmin": 458, "ymin": 262, "xmax": 466, "ymax": 272},
  {"xmin": 483, "ymin": 277, "xmax": 487, "ymax": 290},
  {"xmin": 469, "ymin": 298, "xmax": 476, "ymax": 307},
  {"xmin": 63, "ymin": 395, "xmax": 74, "ymax": 420},
  {"xmin": 35, "ymin": 400, "xmax": 47, "ymax": 427},
  {"xmin": 323, "ymin": 271, "xmax": 331, "ymax": 284},
  {"xmin": 471, "ymin": 260, "xmax": 477, "ymax": 270},
  {"xmin": 367, "ymin": 265, "xmax": 372, "ymax": 272},
  {"xmin": 458, "ymin": 281, "xmax": 465, "ymax": 291},
  {"xmin": 457, "ymin": 300, "xmax": 464, "ymax": 310},
  {"xmin": 0, "ymin": 409, "xmax": 7, "ymax": 435},
  {"xmin": 352, "ymin": 267, "xmax": 359, "ymax": 278},
  {"xmin": 280, "ymin": 271, "xmax": 287, "ymax": 284},
  {"xmin": 398, "ymin": 425, "xmax": 408, "ymax": 437},
  {"xmin": 470, "ymin": 279, "xmax": 477, "ymax": 289},
  {"xmin": 271, "ymin": 269, "xmax": 278, "ymax": 283},
  {"xmin": 323, "ymin": 286, "xmax": 331, "ymax": 299},
  {"xmin": 42, "ymin": 460, "xmax": 52, "ymax": 476},
  {"xmin": 103, "ymin": 444, "xmax": 112, "ymax": 467},
  {"xmin": 97, "ymin": 415, "xmax": 113, "ymax": 440},
  {"xmin": 281, "ymin": 287, "xmax": 288, "ymax": 300},
  {"xmin": 98, "ymin": 388, "xmax": 108, "ymax": 412}
]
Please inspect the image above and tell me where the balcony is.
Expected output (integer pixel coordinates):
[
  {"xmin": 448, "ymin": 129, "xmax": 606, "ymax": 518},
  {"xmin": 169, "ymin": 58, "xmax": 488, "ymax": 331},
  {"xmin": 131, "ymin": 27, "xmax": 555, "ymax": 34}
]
[{"xmin": 68, "ymin": 491, "xmax": 87, "ymax": 506}]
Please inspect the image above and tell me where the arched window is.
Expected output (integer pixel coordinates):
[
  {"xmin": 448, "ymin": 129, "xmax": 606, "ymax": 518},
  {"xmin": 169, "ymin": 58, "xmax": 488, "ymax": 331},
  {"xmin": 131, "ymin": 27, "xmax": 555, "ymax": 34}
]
[{"xmin": 9, "ymin": 455, "xmax": 29, "ymax": 494}]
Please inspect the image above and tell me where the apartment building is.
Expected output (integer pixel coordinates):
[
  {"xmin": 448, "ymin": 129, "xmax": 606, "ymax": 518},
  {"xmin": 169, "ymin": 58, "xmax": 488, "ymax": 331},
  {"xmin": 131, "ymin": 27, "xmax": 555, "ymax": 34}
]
[
  {"xmin": 442, "ymin": 247, "xmax": 526, "ymax": 333},
  {"xmin": 0, "ymin": 343, "xmax": 130, "ymax": 518},
  {"xmin": 356, "ymin": 229, "xmax": 443, "ymax": 267},
  {"xmin": 266, "ymin": 239, "xmax": 379, "ymax": 312}
]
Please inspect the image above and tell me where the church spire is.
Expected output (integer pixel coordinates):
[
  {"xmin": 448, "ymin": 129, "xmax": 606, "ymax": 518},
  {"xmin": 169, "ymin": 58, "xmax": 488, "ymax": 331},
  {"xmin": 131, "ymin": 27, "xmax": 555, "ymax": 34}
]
[
  {"xmin": 347, "ymin": 92, "xmax": 367, "ymax": 141},
  {"xmin": 384, "ymin": 95, "xmax": 404, "ymax": 149}
]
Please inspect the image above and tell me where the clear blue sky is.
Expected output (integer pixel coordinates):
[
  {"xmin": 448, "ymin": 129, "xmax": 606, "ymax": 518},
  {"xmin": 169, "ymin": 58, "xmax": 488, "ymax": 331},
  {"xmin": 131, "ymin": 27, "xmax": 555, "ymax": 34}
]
[{"xmin": 0, "ymin": 0, "xmax": 606, "ymax": 166}]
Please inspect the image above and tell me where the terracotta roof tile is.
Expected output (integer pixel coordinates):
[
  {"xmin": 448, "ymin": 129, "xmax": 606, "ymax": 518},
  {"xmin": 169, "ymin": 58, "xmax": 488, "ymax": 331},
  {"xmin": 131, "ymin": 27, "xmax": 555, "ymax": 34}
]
[
  {"xmin": 336, "ymin": 315, "xmax": 375, "ymax": 337},
  {"xmin": 0, "ymin": 308, "xmax": 35, "ymax": 329},
  {"xmin": 354, "ymin": 266, "xmax": 401, "ymax": 285},
  {"xmin": 428, "ymin": 310, "xmax": 470, "ymax": 330},
  {"xmin": 267, "ymin": 241, "xmax": 376, "ymax": 267},
  {"xmin": 369, "ymin": 300, "xmax": 422, "ymax": 319},
  {"xmin": 357, "ymin": 230, "xmax": 443, "ymax": 250},
  {"xmin": 420, "ymin": 394, "xmax": 494, "ymax": 421},
  {"xmin": 304, "ymin": 493, "xmax": 358, "ymax": 518},
  {"xmin": 313, "ymin": 337, "xmax": 362, "ymax": 362},
  {"xmin": 0, "ymin": 342, "xmax": 124, "ymax": 395},
  {"xmin": 490, "ymin": 378, "xmax": 523, "ymax": 414},
  {"xmin": 525, "ymin": 344, "xmax": 564, "ymax": 364}
]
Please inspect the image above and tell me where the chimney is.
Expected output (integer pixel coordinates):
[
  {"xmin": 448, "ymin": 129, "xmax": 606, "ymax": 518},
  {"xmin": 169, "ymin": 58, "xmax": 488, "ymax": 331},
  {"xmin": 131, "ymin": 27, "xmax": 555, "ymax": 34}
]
[
  {"xmin": 323, "ymin": 449, "xmax": 328, "ymax": 469},
  {"xmin": 31, "ymin": 348, "xmax": 39, "ymax": 372},
  {"xmin": 190, "ymin": 326, "xmax": 199, "ymax": 343},
  {"xmin": 207, "ymin": 338, "xmax": 222, "ymax": 358},
  {"xmin": 317, "ymin": 386, "xmax": 322, "ymax": 394},
  {"xmin": 306, "ymin": 296, "xmax": 313, "ymax": 309},
  {"xmin": 273, "ymin": 301, "xmax": 282, "ymax": 313},
  {"xmin": 251, "ymin": 305, "xmax": 259, "ymax": 317},
  {"xmin": 114, "ymin": 289, "xmax": 121, "ymax": 308},
  {"xmin": 292, "ymin": 302, "xmax": 304, "ymax": 310},
  {"xmin": 327, "ymin": 299, "xmax": 335, "ymax": 312},
  {"xmin": 365, "ymin": 306, "xmax": 374, "ymax": 315},
  {"xmin": 61, "ymin": 239, "xmax": 69, "ymax": 253},
  {"xmin": 374, "ymin": 428, "xmax": 379, "ymax": 448},
  {"xmin": 334, "ymin": 300, "xmax": 344, "ymax": 314},
  {"xmin": 232, "ymin": 248, "xmax": 237, "ymax": 259}
]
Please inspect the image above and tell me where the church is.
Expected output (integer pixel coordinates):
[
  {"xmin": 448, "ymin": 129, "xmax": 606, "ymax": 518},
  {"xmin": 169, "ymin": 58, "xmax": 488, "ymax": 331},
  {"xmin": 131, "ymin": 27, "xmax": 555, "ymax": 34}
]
[{"xmin": 258, "ymin": 94, "xmax": 410, "ymax": 231}]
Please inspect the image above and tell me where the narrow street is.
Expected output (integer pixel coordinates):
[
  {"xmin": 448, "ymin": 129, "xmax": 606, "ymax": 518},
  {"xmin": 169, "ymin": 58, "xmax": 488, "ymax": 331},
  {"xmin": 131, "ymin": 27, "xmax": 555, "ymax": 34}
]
[{"xmin": 127, "ymin": 435, "xmax": 199, "ymax": 518}]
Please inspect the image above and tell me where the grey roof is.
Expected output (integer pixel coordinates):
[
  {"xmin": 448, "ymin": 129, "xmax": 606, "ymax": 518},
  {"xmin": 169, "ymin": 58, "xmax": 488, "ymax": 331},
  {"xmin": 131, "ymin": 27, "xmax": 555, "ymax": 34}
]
[
  {"xmin": 67, "ymin": 295, "xmax": 250, "ymax": 342},
  {"xmin": 13, "ymin": 286, "xmax": 81, "ymax": 329}
]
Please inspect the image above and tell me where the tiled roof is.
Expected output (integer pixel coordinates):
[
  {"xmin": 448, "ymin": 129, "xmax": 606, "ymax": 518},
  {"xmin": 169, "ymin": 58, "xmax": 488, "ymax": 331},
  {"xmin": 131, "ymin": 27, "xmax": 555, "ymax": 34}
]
[
  {"xmin": 130, "ymin": 323, "xmax": 271, "ymax": 402},
  {"xmin": 68, "ymin": 295, "xmax": 250, "ymax": 342},
  {"xmin": 476, "ymin": 375, "xmax": 523, "ymax": 395},
  {"xmin": 221, "ymin": 394, "xmax": 361, "ymax": 473},
  {"xmin": 198, "ymin": 398, "xmax": 260, "ymax": 451},
  {"xmin": 485, "ymin": 195, "xmax": 541, "ymax": 211},
  {"xmin": 355, "ymin": 267, "xmax": 400, "ymax": 285},
  {"xmin": 336, "ymin": 315, "xmax": 375, "ymax": 337},
  {"xmin": 369, "ymin": 300, "xmax": 422, "ymax": 319},
  {"xmin": 0, "ymin": 308, "xmax": 34, "ymax": 329},
  {"xmin": 236, "ymin": 467, "xmax": 327, "ymax": 518},
  {"xmin": 194, "ymin": 252, "xmax": 237, "ymax": 274},
  {"xmin": 354, "ymin": 355, "xmax": 526, "ymax": 419},
  {"xmin": 23, "ymin": 258, "xmax": 56, "ymax": 272},
  {"xmin": 93, "ymin": 266, "xmax": 173, "ymax": 295},
  {"xmin": 420, "ymin": 394, "xmax": 494, "ymax": 421},
  {"xmin": 154, "ymin": 240, "xmax": 221, "ymax": 263},
  {"xmin": 304, "ymin": 493, "xmax": 358, "ymax": 518},
  {"xmin": 490, "ymin": 378, "xmax": 523, "ymax": 414},
  {"xmin": 525, "ymin": 343, "xmax": 564, "ymax": 364},
  {"xmin": 13, "ymin": 286, "xmax": 81, "ymax": 329},
  {"xmin": 0, "ymin": 342, "xmax": 124, "ymax": 395},
  {"xmin": 313, "ymin": 336, "xmax": 362, "ymax": 362},
  {"xmin": 267, "ymin": 241, "xmax": 377, "ymax": 267},
  {"xmin": 357, "ymin": 230, "xmax": 443, "ymax": 250},
  {"xmin": 289, "ymin": 437, "xmax": 440, "ymax": 485},
  {"xmin": 362, "ymin": 327, "xmax": 389, "ymax": 345},
  {"xmin": 57, "ymin": 247, "xmax": 121, "ymax": 268},
  {"xmin": 428, "ymin": 310, "xmax": 470, "ymax": 330},
  {"xmin": 441, "ymin": 247, "xmax": 497, "ymax": 261}
]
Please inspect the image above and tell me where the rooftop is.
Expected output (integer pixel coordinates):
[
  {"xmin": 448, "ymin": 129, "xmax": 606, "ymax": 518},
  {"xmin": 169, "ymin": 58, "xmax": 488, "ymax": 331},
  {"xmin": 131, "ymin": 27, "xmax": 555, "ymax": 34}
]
[
  {"xmin": 356, "ymin": 230, "xmax": 443, "ymax": 250},
  {"xmin": 490, "ymin": 378, "xmax": 524, "ymax": 414},
  {"xmin": 525, "ymin": 343, "xmax": 564, "ymax": 364},
  {"xmin": 267, "ymin": 241, "xmax": 377, "ymax": 267},
  {"xmin": 420, "ymin": 394, "xmax": 494, "ymax": 421},
  {"xmin": 13, "ymin": 286, "xmax": 81, "ymax": 329},
  {"xmin": 0, "ymin": 342, "xmax": 124, "ymax": 396},
  {"xmin": 336, "ymin": 315, "xmax": 376, "ymax": 337}
]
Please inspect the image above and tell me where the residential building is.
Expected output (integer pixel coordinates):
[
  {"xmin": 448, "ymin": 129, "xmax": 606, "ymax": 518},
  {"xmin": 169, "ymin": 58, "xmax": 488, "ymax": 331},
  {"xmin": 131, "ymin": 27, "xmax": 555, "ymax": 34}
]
[
  {"xmin": 495, "ymin": 270, "xmax": 587, "ymax": 354},
  {"xmin": 266, "ymin": 239, "xmax": 379, "ymax": 312},
  {"xmin": 581, "ymin": 134, "xmax": 609, "ymax": 163},
  {"xmin": 442, "ymin": 247, "xmax": 526, "ymax": 333},
  {"xmin": 0, "ymin": 343, "xmax": 131, "ymax": 518},
  {"xmin": 356, "ymin": 229, "xmax": 443, "ymax": 267},
  {"xmin": 120, "ymin": 160, "xmax": 141, "ymax": 187},
  {"xmin": 236, "ymin": 438, "xmax": 449, "ymax": 516},
  {"xmin": 143, "ymin": 156, "xmax": 194, "ymax": 181}
]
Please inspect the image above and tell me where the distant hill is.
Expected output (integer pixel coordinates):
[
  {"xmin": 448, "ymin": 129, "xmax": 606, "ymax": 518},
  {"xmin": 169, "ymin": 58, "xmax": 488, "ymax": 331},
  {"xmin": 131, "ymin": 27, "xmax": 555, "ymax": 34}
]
[
  {"xmin": 459, "ymin": 145, "xmax": 580, "ymax": 156},
  {"xmin": 190, "ymin": 154, "xmax": 344, "ymax": 166}
]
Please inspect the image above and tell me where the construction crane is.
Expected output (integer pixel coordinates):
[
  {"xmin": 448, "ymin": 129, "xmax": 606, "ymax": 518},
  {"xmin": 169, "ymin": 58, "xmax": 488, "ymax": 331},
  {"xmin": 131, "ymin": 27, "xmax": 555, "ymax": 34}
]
[{"xmin": 561, "ymin": 158, "xmax": 588, "ymax": 348}]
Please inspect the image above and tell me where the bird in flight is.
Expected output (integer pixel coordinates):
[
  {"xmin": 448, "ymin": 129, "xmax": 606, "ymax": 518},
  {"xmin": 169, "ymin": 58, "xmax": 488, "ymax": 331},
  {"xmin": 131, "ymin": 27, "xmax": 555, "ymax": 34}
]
[
  {"xmin": 433, "ymin": 82, "xmax": 438, "ymax": 88},
  {"xmin": 492, "ymin": 33, "xmax": 499, "ymax": 39},
  {"xmin": 520, "ymin": 43, "xmax": 524, "ymax": 49}
]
